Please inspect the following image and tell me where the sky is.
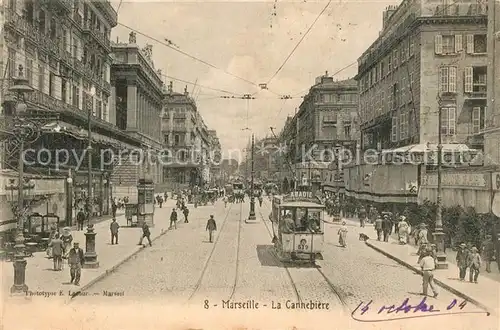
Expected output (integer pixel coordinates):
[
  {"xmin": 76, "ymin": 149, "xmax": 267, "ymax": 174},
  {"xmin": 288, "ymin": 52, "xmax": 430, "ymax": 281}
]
[{"xmin": 109, "ymin": 0, "xmax": 398, "ymax": 154}]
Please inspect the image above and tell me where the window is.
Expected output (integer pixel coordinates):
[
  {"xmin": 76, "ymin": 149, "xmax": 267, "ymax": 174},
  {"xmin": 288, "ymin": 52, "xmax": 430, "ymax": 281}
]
[
  {"xmin": 72, "ymin": 83, "xmax": 80, "ymax": 108},
  {"xmin": 409, "ymin": 36, "xmax": 415, "ymax": 56},
  {"xmin": 24, "ymin": 57, "xmax": 33, "ymax": 86},
  {"xmin": 164, "ymin": 135, "xmax": 169, "ymax": 144},
  {"xmin": 61, "ymin": 78, "xmax": 67, "ymax": 103},
  {"xmin": 323, "ymin": 113, "xmax": 337, "ymax": 125},
  {"xmin": 472, "ymin": 106, "xmax": 485, "ymax": 134},
  {"xmin": 466, "ymin": 34, "xmax": 487, "ymax": 54},
  {"xmin": 391, "ymin": 116, "xmax": 398, "ymax": 142},
  {"xmin": 174, "ymin": 134, "xmax": 180, "ymax": 146},
  {"xmin": 97, "ymin": 100, "xmax": 102, "ymax": 118},
  {"xmin": 442, "ymin": 35, "xmax": 454, "ymax": 54},
  {"xmin": 388, "ymin": 54, "xmax": 392, "ymax": 73},
  {"xmin": 440, "ymin": 107, "xmax": 456, "ymax": 135},
  {"xmin": 344, "ymin": 124, "xmax": 351, "ymax": 139},
  {"xmin": 38, "ymin": 64, "xmax": 45, "ymax": 92},
  {"xmin": 49, "ymin": 72, "xmax": 55, "ymax": 97},
  {"xmin": 38, "ymin": 10, "xmax": 45, "ymax": 33},
  {"xmin": 435, "ymin": 34, "xmax": 462, "ymax": 55},
  {"xmin": 465, "ymin": 66, "xmax": 487, "ymax": 93},
  {"xmin": 8, "ymin": 48, "xmax": 16, "ymax": 77},
  {"xmin": 439, "ymin": 66, "xmax": 457, "ymax": 93},
  {"xmin": 399, "ymin": 112, "xmax": 408, "ymax": 140},
  {"xmin": 103, "ymin": 99, "xmax": 108, "ymax": 122},
  {"xmin": 380, "ymin": 61, "xmax": 385, "ymax": 78},
  {"xmin": 393, "ymin": 49, "xmax": 398, "ymax": 68}
]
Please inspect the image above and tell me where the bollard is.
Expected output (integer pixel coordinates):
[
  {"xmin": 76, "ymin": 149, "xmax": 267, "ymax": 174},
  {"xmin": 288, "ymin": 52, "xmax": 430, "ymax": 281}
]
[
  {"xmin": 83, "ymin": 224, "xmax": 99, "ymax": 268},
  {"xmin": 11, "ymin": 254, "xmax": 28, "ymax": 294}
]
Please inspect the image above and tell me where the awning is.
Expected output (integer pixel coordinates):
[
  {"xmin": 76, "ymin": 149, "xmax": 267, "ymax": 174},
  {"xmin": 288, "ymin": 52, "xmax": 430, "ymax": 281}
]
[{"xmin": 41, "ymin": 122, "xmax": 123, "ymax": 149}]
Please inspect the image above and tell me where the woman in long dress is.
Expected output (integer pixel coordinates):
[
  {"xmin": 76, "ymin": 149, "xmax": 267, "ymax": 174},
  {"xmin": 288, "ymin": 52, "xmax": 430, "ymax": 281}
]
[
  {"xmin": 61, "ymin": 227, "xmax": 73, "ymax": 259},
  {"xmin": 338, "ymin": 221, "xmax": 348, "ymax": 247},
  {"xmin": 397, "ymin": 216, "xmax": 409, "ymax": 244}
]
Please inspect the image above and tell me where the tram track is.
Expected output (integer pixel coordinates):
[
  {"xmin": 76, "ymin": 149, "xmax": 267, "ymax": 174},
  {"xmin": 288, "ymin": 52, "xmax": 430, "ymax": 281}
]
[
  {"xmin": 258, "ymin": 201, "xmax": 349, "ymax": 310},
  {"xmin": 187, "ymin": 201, "xmax": 243, "ymax": 303}
]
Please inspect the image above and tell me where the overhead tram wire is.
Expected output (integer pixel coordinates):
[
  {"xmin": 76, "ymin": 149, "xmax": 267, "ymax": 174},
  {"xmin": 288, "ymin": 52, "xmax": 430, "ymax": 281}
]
[
  {"xmin": 255, "ymin": 0, "xmax": 332, "ymax": 98},
  {"xmin": 117, "ymin": 22, "xmax": 262, "ymax": 91}
]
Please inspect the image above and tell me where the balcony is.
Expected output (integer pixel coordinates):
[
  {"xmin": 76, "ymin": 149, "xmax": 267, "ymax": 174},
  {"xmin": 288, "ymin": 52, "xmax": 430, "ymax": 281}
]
[
  {"xmin": 82, "ymin": 20, "xmax": 111, "ymax": 52},
  {"xmin": 4, "ymin": 9, "xmax": 26, "ymax": 35}
]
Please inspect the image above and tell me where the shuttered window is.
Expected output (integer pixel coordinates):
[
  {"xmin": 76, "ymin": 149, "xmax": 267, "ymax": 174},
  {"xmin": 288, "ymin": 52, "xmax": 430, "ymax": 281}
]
[
  {"xmin": 464, "ymin": 67, "xmax": 473, "ymax": 93},
  {"xmin": 391, "ymin": 116, "xmax": 398, "ymax": 142},
  {"xmin": 435, "ymin": 35, "xmax": 443, "ymax": 54},
  {"xmin": 466, "ymin": 34, "xmax": 474, "ymax": 54},
  {"xmin": 439, "ymin": 66, "xmax": 457, "ymax": 93},
  {"xmin": 440, "ymin": 107, "xmax": 456, "ymax": 135},
  {"xmin": 455, "ymin": 34, "xmax": 463, "ymax": 53},
  {"xmin": 472, "ymin": 106, "xmax": 485, "ymax": 134}
]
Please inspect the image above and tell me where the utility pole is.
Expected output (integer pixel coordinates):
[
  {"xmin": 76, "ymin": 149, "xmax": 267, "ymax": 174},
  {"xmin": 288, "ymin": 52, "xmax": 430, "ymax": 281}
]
[{"xmin": 247, "ymin": 134, "xmax": 256, "ymax": 221}]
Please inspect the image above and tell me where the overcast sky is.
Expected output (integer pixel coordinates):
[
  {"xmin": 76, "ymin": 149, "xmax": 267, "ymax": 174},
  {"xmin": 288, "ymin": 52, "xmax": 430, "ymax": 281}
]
[{"xmin": 110, "ymin": 0, "xmax": 397, "ymax": 154}]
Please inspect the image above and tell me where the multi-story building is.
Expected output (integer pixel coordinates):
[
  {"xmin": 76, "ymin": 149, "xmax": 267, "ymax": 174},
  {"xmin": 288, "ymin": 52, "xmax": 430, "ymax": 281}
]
[
  {"xmin": 348, "ymin": 1, "xmax": 487, "ymax": 205},
  {"xmin": 161, "ymin": 82, "xmax": 212, "ymax": 190},
  {"xmin": 109, "ymin": 33, "xmax": 165, "ymax": 197},
  {"xmin": 0, "ymin": 0, "xmax": 130, "ymax": 226},
  {"xmin": 208, "ymin": 130, "xmax": 222, "ymax": 186},
  {"xmin": 220, "ymin": 159, "xmax": 239, "ymax": 183},
  {"xmin": 278, "ymin": 73, "xmax": 358, "ymax": 193}
]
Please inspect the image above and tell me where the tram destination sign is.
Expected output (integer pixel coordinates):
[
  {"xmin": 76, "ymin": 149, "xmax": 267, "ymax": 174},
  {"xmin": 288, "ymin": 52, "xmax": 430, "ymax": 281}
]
[{"xmin": 283, "ymin": 191, "xmax": 319, "ymax": 203}]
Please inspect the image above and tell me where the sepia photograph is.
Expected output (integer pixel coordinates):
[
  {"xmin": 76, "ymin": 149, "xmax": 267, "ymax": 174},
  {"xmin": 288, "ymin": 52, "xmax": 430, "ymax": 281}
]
[{"xmin": 0, "ymin": 0, "xmax": 499, "ymax": 328}]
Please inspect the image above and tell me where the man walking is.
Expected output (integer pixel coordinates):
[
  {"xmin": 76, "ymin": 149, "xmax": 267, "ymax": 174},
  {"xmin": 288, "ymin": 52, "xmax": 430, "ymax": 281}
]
[
  {"xmin": 419, "ymin": 250, "xmax": 438, "ymax": 298},
  {"xmin": 76, "ymin": 209, "xmax": 86, "ymax": 231},
  {"xmin": 110, "ymin": 218, "xmax": 119, "ymax": 245},
  {"xmin": 183, "ymin": 206, "xmax": 189, "ymax": 223},
  {"xmin": 49, "ymin": 233, "xmax": 63, "ymax": 271},
  {"xmin": 456, "ymin": 243, "xmax": 469, "ymax": 281},
  {"xmin": 111, "ymin": 201, "xmax": 117, "ymax": 219},
  {"xmin": 206, "ymin": 215, "xmax": 217, "ymax": 243},
  {"xmin": 481, "ymin": 235, "xmax": 495, "ymax": 273},
  {"xmin": 68, "ymin": 242, "xmax": 84, "ymax": 285},
  {"xmin": 374, "ymin": 216, "xmax": 383, "ymax": 241},
  {"xmin": 382, "ymin": 215, "xmax": 392, "ymax": 242},
  {"xmin": 358, "ymin": 205, "xmax": 367, "ymax": 227},
  {"xmin": 170, "ymin": 208, "xmax": 178, "ymax": 229},
  {"xmin": 139, "ymin": 222, "xmax": 152, "ymax": 247},
  {"xmin": 468, "ymin": 246, "xmax": 481, "ymax": 283}
]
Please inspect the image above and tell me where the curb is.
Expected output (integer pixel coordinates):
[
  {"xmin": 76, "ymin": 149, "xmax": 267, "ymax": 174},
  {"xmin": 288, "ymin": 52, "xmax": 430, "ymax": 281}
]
[
  {"xmin": 67, "ymin": 225, "xmax": 173, "ymax": 302},
  {"xmin": 365, "ymin": 240, "xmax": 494, "ymax": 315}
]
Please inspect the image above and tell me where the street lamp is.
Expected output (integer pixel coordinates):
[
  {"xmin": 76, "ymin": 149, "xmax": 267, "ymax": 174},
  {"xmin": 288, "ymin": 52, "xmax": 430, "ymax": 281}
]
[
  {"xmin": 248, "ymin": 134, "xmax": 256, "ymax": 221},
  {"xmin": 2, "ymin": 65, "xmax": 37, "ymax": 294},
  {"xmin": 86, "ymin": 86, "xmax": 96, "ymax": 225},
  {"xmin": 433, "ymin": 100, "xmax": 448, "ymax": 269}
]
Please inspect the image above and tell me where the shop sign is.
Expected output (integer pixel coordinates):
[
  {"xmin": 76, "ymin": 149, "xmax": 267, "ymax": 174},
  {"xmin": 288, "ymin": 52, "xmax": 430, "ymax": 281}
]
[{"xmin": 421, "ymin": 173, "xmax": 486, "ymax": 187}]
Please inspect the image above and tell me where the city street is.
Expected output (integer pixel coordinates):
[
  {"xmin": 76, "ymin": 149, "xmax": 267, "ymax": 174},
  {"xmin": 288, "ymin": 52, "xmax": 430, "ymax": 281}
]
[{"xmin": 60, "ymin": 199, "xmax": 495, "ymax": 329}]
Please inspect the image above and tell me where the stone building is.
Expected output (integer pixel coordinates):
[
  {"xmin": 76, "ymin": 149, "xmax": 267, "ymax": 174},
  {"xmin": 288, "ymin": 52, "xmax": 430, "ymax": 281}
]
[
  {"xmin": 278, "ymin": 74, "xmax": 358, "ymax": 193},
  {"xmin": 208, "ymin": 130, "xmax": 222, "ymax": 186},
  {"xmin": 161, "ymin": 82, "xmax": 212, "ymax": 190},
  {"xmin": 0, "ymin": 0, "xmax": 127, "ymax": 227},
  {"xmin": 109, "ymin": 34, "xmax": 165, "ymax": 197},
  {"xmin": 347, "ymin": 1, "xmax": 487, "ymax": 205}
]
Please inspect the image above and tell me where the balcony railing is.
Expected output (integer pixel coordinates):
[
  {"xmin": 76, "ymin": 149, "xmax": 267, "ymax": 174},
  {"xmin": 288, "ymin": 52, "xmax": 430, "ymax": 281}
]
[{"xmin": 82, "ymin": 20, "xmax": 111, "ymax": 52}]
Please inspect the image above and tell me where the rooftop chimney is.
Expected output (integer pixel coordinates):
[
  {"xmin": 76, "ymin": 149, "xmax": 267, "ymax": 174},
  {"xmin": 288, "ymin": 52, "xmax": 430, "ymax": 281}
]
[{"xmin": 382, "ymin": 5, "xmax": 398, "ymax": 30}]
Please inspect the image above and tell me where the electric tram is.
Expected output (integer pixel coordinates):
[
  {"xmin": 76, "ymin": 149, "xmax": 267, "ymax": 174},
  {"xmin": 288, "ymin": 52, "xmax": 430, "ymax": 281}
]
[
  {"xmin": 231, "ymin": 180, "xmax": 245, "ymax": 202},
  {"xmin": 270, "ymin": 188, "xmax": 325, "ymax": 263},
  {"xmin": 253, "ymin": 180, "xmax": 263, "ymax": 197}
]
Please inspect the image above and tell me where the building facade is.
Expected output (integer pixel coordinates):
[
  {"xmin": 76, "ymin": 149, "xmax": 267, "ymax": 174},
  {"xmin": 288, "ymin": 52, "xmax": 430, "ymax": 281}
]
[
  {"xmin": 0, "ymin": 0, "xmax": 130, "ymax": 226},
  {"xmin": 208, "ymin": 130, "xmax": 222, "ymax": 186},
  {"xmin": 348, "ymin": 1, "xmax": 487, "ymax": 205},
  {"xmin": 161, "ymin": 83, "xmax": 212, "ymax": 190},
  {"xmin": 109, "ymin": 33, "xmax": 165, "ymax": 197},
  {"xmin": 278, "ymin": 74, "xmax": 359, "ymax": 192}
]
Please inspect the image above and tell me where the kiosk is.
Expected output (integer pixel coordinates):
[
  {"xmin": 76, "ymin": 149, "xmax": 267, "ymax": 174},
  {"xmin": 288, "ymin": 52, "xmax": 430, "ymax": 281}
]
[{"xmin": 137, "ymin": 178, "xmax": 155, "ymax": 227}]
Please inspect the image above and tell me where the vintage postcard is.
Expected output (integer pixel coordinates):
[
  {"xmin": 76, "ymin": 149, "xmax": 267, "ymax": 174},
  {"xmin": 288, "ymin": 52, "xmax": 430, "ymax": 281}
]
[{"xmin": 0, "ymin": 0, "xmax": 499, "ymax": 329}]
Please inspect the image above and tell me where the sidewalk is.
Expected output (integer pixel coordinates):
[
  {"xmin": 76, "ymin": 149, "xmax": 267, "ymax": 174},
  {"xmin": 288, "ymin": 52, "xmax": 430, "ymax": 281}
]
[
  {"xmin": 364, "ymin": 232, "xmax": 499, "ymax": 314},
  {"xmin": 1, "ymin": 199, "xmax": 178, "ymax": 301}
]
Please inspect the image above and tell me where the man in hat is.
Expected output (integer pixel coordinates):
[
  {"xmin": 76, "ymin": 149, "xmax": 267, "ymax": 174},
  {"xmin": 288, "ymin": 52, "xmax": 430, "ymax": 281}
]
[
  {"xmin": 481, "ymin": 235, "xmax": 495, "ymax": 273},
  {"xmin": 206, "ymin": 215, "xmax": 217, "ymax": 243},
  {"xmin": 68, "ymin": 242, "xmax": 84, "ymax": 285},
  {"xmin": 374, "ymin": 215, "xmax": 383, "ymax": 241},
  {"xmin": 467, "ymin": 246, "xmax": 481, "ymax": 283},
  {"xmin": 382, "ymin": 214, "xmax": 393, "ymax": 242},
  {"xmin": 76, "ymin": 208, "xmax": 86, "ymax": 231},
  {"xmin": 456, "ymin": 243, "xmax": 469, "ymax": 281},
  {"xmin": 49, "ymin": 233, "xmax": 63, "ymax": 271},
  {"xmin": 419, "ymin": 249, "xmax": 439, "ymax": 298}
]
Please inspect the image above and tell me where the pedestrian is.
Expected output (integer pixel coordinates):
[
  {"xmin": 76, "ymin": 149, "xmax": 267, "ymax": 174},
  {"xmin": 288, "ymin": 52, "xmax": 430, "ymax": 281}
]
[
  {"xmin": 206, "ymin": 215, "xmax": 217, "ymax": 243},
  {"xmin": 456, "ymin": 243, "xmax": 469, "ymax": 281},
  {"xmin": 419, "ymin": 250, "xmax": 439, "ymax": 298},
  {"xmin": 68, "ymin": 242, "xmax": 84, "ymax": 285},
  {"xmin": 223, "ymin": 195, "xmax": 228, "ymax": 208},
  {"xmin": 76, "ymin": 209, "xmax": 86, "ymax": 231},
  {"xmin": 49, "ymin": 233, "xmax": 63, "ymax": 271},
  {"xmin": 374, "ymin": 216, "xmax": 383, "ymax": 241},
  {"xmin": 183, "ymin": 206, "xmax": 189, "ymax": 223},
  {"xmin": 258, "ymin": 195, "xmax": 263, "ymax": 207},
  {"xmin": 110, "ymin": 218, "xmax": 119, "ymax": 245},
  {"xmin": 338, "ymin": 221, "xmax": 348, "ymax": 247},
  {"xmin": 358, "ymin": 206, "xmax": 366, "ymax": 227},
  {"xmin": 382, "ymin": 214, "xmax": 392, "ymax": 242},
  {"xmin": 111, "ymin": 202, "xmax": 117, "ymax": 219},
  {"xmin": 397, "ymin": 216, "xmax": 410, "ymax": 244},
  {"xmin": 468, "ymin": 246, "xmax": 481, "ymax": 283},
  {"xmin": 61, "ymin": 227, "xmax": 73, "ymax": 259},
  {"xmin": 138, "ymin": 222, "xmax": 152, "ymax": 247},
  {"xmin": 416, "ymin": 223, "xmax": 429, "ymax": 257},
  {"xmin": 481, "ymin": 235, "xmax": 495, "ymax": 273},
  {"xmin": 158, "ymin": 196, "xmax": 163, "ymax": 208},
  {"xmin": 170, "ymin": 208, "xmax": 178, "ymax": 229}
]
